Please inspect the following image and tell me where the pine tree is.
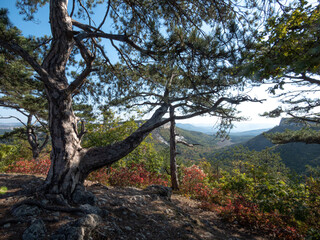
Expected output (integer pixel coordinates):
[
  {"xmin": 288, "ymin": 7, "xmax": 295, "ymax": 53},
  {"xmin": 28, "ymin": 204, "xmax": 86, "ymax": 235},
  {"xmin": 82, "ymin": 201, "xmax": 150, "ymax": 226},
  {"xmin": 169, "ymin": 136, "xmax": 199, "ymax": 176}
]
[
  {"xmin": 0, "ymin": 0, "xmax": 276, "ymax": 203},
  {"xmin": 244, "ymin": 1, "xmax": 320, "ymax": 144}
]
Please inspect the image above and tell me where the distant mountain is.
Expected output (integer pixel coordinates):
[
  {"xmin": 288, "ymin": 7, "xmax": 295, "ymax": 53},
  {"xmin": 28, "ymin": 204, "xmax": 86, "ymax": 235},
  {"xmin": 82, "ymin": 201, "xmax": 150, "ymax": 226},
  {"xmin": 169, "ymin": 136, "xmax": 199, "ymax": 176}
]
[
  {"xmin": 151, "ymin": 125, "xmax": 219, "ymax": 162},
  {"xmin": 230, "ymin": 128, "xmax": 271, "ymax": 136},
  {"xmin": 176, "ymin": 123, "xmax": 270, "ymax": 137},
  {"xmin": 0, "ymin": 122, "xmax": 22, "ymax": 129},
  {"xmin": 0, "ymin": 123, "xmax": 22, "ymax": 136},
  {"xmin": 176, "ymin": 123, "xmax": 216, "ymax": 134},
  {"xmin": 241, "ymin": 118, "xmax": 320, "ymax": 173},
  {"xmin": 150, "ymin": 122, "xmax": 270, "ymax": 163}
]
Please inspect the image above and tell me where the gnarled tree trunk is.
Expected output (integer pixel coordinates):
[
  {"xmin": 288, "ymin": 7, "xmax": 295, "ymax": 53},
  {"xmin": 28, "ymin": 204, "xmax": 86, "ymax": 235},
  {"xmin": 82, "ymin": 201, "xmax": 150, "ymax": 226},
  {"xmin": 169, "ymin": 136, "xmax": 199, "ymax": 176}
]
[
  {"xmin": 44, "ymin": 91, "xmax": 84, "ymax": 199},
  {"xmin": 43, "ymin": 86, "xmax": 169, "ymax": 201}
]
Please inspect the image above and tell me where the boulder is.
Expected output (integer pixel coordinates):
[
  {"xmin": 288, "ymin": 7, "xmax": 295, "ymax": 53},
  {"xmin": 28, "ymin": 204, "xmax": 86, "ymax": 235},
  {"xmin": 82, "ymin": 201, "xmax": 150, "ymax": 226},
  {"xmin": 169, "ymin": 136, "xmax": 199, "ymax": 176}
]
[
  {"xmin": 11, "ymin": 204, "xmax": 41, "ymax": 217},
  {"xmin": 144, "ymin": 185, "xmax": 172, "ymax": 201},
  {"xmin": 50, "ymin": 214, "xmax": 101, "ymax": 240},
  {"xmin": 22, "ymin": 219, "xmax": 46, "ymax": 240},
  {"xmin": 72, "ymin": 185, "xmax": 97, "ymax": 206},
  {"xmin": 79, "ymin": 204, "xmax": 103, "ymax": 215}
]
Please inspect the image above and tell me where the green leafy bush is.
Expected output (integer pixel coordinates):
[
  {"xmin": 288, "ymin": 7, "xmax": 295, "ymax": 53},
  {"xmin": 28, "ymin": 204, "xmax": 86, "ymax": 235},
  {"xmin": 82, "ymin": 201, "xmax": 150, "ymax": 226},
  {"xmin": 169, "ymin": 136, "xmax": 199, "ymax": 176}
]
[{"xmin": 0, "ymin": 140, "xmax": 33, "ymax": 171}]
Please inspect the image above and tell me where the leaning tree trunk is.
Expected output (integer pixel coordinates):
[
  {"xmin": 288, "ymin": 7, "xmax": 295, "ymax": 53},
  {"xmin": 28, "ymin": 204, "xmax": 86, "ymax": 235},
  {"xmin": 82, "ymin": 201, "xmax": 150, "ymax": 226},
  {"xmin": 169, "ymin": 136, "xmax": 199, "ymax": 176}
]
[
  {"xmin": 170, "ymin": 107, "xmax": 179, "ymax": 190},
  {"xmin": 43, "ymin": 90, "xmax": 169, "ymax": 201}
]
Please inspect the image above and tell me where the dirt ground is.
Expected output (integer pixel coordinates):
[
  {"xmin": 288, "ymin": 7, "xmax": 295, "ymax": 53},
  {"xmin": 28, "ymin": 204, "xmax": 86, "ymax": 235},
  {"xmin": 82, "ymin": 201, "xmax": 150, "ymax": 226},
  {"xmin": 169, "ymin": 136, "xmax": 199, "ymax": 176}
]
[{"xmin": 0, "ymin": 173, "xmax": 271, "ymax": 240}]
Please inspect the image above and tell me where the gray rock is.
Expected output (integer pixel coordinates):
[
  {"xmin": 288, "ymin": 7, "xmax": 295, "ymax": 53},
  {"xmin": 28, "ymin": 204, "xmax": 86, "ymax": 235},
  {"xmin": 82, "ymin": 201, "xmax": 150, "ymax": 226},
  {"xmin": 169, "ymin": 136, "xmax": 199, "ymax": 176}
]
[
  {"xmin": 144, "ymin": 185, "xmax": 172, "ymax": 201},
  {"xmin": 50, "ymin": 214, "xmax": 101, "ymax": 240},
  {"xmin": 12, "ymin": 204, "xmax": 41, "ymax": 217},
  {"xmin": 72, "ymin": 185, "xmax": 97, "ymax": 205},
  {"xmin": 22, "ymin": 219, "xmax": 46, "ymax": 240},
  {"xmin": 124, "ymin": 226, "xmax": 132, "ymax": 231},
  {"xmin": 41, "ymin": 199, "xmax": 49, "ymax": 205},
  {"xmin": 51, "ymin": 211, "xmax": 60, "ymax": 217},
  {"xmin": 3, "ymin": 223, "xmax": 11, "ymax": 228},
  {"xmin": 136, "ymin": 233, "xmax": 146, "ymax": 240},
  {"xmin": 79, "ymin": 204, "xmax": 102, "ymax": 215}
]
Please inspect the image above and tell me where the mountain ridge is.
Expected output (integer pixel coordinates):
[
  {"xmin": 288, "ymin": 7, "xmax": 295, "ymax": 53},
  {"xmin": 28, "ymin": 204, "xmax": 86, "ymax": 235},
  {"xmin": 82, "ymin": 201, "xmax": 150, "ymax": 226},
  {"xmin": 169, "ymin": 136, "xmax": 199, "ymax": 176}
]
[{"xmin": 240, "ymin": 119, "xmax": 320, "ymax": 173}]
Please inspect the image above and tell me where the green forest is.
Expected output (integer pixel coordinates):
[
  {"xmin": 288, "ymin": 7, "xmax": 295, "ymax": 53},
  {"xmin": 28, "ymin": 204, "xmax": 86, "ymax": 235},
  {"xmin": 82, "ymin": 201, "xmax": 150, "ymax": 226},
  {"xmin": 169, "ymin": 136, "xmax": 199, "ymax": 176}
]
[{"xmin": 1, "ymin": 0, "xmax": 320, "ymax": 239}]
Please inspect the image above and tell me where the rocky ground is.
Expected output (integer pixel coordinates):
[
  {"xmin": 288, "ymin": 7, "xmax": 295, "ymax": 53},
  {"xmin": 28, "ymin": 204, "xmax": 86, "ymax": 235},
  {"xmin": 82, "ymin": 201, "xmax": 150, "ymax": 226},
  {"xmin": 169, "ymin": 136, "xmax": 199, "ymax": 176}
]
[{"xmin": 0, "ymin": 173, "xmax": 271, "ymax": 240}]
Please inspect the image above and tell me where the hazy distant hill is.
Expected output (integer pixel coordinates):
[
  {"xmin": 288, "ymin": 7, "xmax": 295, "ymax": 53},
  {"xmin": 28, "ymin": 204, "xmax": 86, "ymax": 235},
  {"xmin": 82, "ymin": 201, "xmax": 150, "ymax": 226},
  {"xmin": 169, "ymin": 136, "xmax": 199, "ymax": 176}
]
[
  {"xmin": 176, "ymin": 123, "xmax": 216, "ymax": 134},
  {"xmin": 241, "ymin": 118, "xmax": 320, "ymax": 173},
  {"xmin": 0, "ymin": 123, "xmax": 22, "ymax": 136},
  {"xmin": 151, "ymin": 124, "xmax": 219, "ymax": 162},
  {"xmin": 150, "ymin": 123, "xmax": 270, "ymax": 162},
  {"xmin": 230, "ymin": 128, "xmax": 271, "ymax": 136}
]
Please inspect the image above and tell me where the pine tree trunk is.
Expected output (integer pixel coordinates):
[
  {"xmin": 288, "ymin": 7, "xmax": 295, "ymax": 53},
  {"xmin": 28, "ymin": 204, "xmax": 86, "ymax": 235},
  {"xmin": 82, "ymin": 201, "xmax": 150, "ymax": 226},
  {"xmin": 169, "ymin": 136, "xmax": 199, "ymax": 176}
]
[
  {"xmin": 41, "ymin": 0, "xmax": 85, "ymax": 200},
  {"xmin": 42, "ymin": 88, "xmax": 170, "ymax": 202},
  {"xmin": 170, "ymin": 107, "xmax": 179, "ymax": 190},
  {"xmin": 44, "ymin": 91, "xmax": 86, "ymax": 200}
]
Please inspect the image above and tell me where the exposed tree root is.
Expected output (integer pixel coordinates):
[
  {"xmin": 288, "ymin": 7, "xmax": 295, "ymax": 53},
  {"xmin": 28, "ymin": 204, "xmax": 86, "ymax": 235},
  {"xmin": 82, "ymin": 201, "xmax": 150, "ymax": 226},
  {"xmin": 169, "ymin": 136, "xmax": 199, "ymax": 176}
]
[{"xmin": 11, "ymin": 199, "xmax": 87, "ymax": 215}]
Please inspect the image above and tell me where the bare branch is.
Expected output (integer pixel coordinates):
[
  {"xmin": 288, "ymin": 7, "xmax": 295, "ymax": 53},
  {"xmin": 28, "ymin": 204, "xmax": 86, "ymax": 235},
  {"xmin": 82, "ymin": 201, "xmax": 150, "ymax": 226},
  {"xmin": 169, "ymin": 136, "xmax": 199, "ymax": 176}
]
[
  {"xmin": 173, "ymin": 96, "xmax": 262, "ymax": 120},
  {"xmin": 39, "ymin": 134, "xmax": 50, "ymax": 151},
  {"xmin": 81, "ymin": 102, "xmax": 170, "ymax": 172},
  {"xmin": 288, "ymin": 113, "xmax": 320, "ymax": 124},
  {"xmin": 0, "ymin": 102, "xmax": 29, "ymax": 117},
  {"xmin": 283, "ymin": 74, "xmax": 320, "ymax": 85},
  {"xmin": 73, "ymin": 28, "xmax": 157, "ymax": 56},
  {"xmin": 96, "ymin": 0, "xmax": 111, "ymax": 32},
  {"xmin": 110, "ymin": 39, "xmax": 134, "ymax": 71},
  {"xmin": 92, "ymin": 41, "xmax": 114, "ymax": 69},
  {"xmin": 66, "ymin": 35, "xmax": 94, "ymax": 95},
  {"xmin": 0, "ymin": 116, "xmax": 26, "ymax": 127},
  {"xmin": 77, "ymin": 0, "xmax": 96, "ymax": 26},
  {"xmin": 33, "ymin": 115, "xmax": 49, "ymax": 132},
  {"xmin": 78, "ymin": 120, "xmax": 87, "ymax": 140},
  {"xmin": 70, "ymin": 0, "xmax": 76, "ymax": 17},
  {"xmin": 177, "ymin": 140, "xmax": 201, "ymax": 147}
]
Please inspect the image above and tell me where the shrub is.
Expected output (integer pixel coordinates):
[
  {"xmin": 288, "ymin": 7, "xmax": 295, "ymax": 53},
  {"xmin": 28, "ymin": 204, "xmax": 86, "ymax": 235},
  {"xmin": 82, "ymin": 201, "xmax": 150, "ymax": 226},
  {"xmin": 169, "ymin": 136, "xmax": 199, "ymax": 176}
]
[
  {"xmin": 88, "ymin": 163, "xmax": 168, "ymax": 188},
  {"xmin": 6, "ymin": 156, "xmax": 50, "ymax": 175}
]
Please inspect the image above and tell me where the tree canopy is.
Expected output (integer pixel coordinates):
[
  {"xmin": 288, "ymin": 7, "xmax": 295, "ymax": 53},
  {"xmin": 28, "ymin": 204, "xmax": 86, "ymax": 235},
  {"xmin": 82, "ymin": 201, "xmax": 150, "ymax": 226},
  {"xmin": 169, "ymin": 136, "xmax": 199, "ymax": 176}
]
[
  {"xmin": 244, "ymin": 0, "xmax": 320, "ymax": 144},
  {"xmin": 0, "ymin": 9, "xmax": 49, "ymax": 158},
  {"xmin": 0, "ymin": 0, "xmax": 281, "ymax": 202}
]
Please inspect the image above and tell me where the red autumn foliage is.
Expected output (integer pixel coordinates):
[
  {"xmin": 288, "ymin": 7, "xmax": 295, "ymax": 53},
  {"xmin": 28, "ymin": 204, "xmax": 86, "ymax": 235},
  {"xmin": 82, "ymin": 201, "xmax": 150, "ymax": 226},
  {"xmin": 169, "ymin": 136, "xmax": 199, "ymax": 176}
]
[
  {"xmin": 6, "ymin": 157, "xmax": 50, "ymax": 175},
  {"xmin": 88, "ymin": 163, "xmax": 169, "ymax": 188},
  {"xmin": 5, "ymin": 160, "xmax": 308, "ymax": 239}
]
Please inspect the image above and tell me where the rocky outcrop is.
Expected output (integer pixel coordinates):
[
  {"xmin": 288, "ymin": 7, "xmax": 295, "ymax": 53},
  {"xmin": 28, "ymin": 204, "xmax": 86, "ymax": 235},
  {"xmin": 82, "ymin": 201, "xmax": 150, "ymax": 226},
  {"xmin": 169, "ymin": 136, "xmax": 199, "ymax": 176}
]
[
  {"xmin": 12, "ymin": 204, "xmax": 42, "ymax": 217},
  {"xmin": 50, "ymin": 214, "xmax": 101, "ymax": 240},
  {"xmin": 72, "ymin": 184, "xmax": 97, "ymax": 205},
  {"xmin": 22, "ymin": 219, "xmax": 46, "ymax": 240},
  {"xmin": 0, "ymin": 174, "xmax": 270, "ymax": 240},
  {"xmin": 279, "ymin": 117, "xmax": 316, "ymax": 127},
  {"xmin": 144, "ymin": 185, "xmax": 172, "ymax": 201}
]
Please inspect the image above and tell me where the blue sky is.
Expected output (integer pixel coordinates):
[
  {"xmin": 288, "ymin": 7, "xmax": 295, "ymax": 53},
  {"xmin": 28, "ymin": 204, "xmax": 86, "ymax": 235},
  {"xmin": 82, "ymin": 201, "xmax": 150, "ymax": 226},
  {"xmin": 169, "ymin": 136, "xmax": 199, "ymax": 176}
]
[{"xmin": 0, "ymin": 1, "xmax": 283, "ymax": 132}]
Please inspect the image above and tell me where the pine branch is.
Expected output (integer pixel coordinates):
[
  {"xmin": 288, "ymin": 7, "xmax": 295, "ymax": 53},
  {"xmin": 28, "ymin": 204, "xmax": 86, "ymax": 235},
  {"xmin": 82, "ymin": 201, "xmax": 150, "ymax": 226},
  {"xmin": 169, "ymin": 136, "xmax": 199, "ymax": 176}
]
[{"xmin": 0, "ymin": 40, "xmax": 51, "ymax": 88}]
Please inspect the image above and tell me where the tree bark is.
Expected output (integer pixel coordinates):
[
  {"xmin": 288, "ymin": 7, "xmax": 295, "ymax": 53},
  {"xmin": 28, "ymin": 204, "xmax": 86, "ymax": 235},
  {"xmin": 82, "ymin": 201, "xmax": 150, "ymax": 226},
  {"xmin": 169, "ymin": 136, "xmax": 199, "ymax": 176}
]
[
  {"xmin": 170, "ymin": 106, "xmax": 179, "ymax": 190},
  {"xmin": 43, "ymin": 90, "xmax": 84, "ymax": 199}
]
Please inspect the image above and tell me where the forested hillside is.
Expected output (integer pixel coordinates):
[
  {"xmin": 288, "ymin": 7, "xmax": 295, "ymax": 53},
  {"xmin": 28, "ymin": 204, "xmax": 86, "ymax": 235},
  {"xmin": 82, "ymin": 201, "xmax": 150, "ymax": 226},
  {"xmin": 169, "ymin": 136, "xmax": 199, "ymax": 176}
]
[
  {"xmin": 151, "ymin": 125, "xmax": 218, "ymax": 162},
  {"xmin": 241, "ymin": 119, "xmax": 320, "ymax": 173}
]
